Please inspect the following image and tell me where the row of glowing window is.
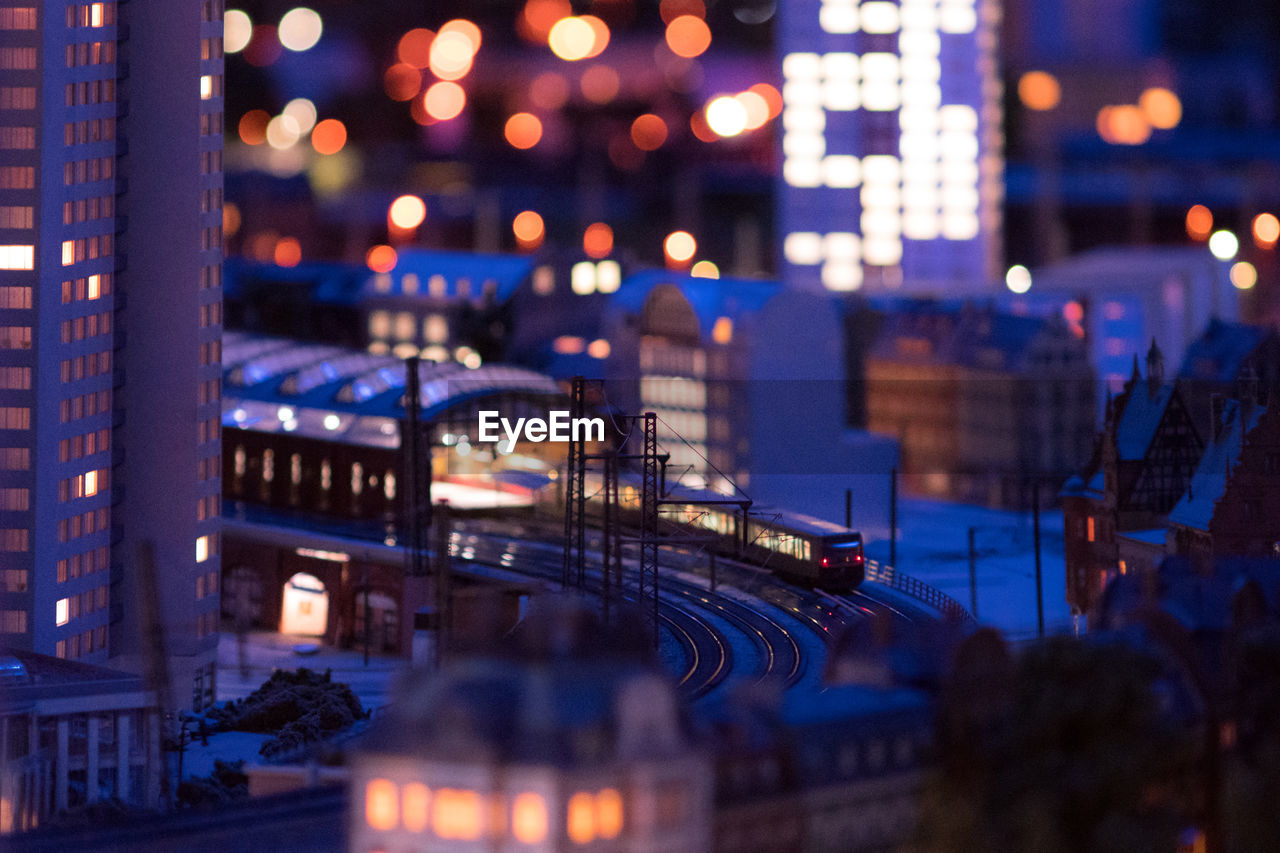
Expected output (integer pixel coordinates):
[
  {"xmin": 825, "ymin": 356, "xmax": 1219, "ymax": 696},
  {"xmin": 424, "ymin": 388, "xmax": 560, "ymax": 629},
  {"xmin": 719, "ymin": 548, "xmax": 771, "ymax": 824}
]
[
  {"xmin": 61, "ymin": 235, "xmax": 112, "ymax": 266},
  {"xmin": 64, "ymin": 116, "xmax": 115, "ymax": 146},
  {"xmin": 67, "ymin": 3, "xmax": 114, "ymax": 29},
  {"xmin": 55, "ymin": 586, "xmax": 107, "ymax": 626},
  {"xmin": 365, "ymin": 780, "xmax": 623, "ymax": 845},
  {"xmin": 818, "ymin": 0, "xmax": 977, "ymax": 36},
  {"xmin": 235, "ymin": 448, "xmax": 401, "ymax": 500},
  {"xmin": 66, "ymin": 40, "xmax": 116, "ymax": 68},
  {"xmin": 59, "ymin": 427, "xmax": 110, "ymax": 463},
  {"xmin": 57, "ymin": 545, "xmax": 109, "ymax": 582},
  {"xmin": 64, "ymin": 78, "xmax": 115, "ymax": 107},
  {"xmin": 59, "ymin": 468, "xmax": 107, "ymax": 501},
  {"xmin": 57, "ymin": 506, "xmax": 108, "ymax": 543},
  {"xmin": 61, "ymin": 351, "xmax": 111, "ymax": 384},
  {"xmin": 368, "ymin": 311, "xmax": 449, "ymax": 344},
  {"xmin": 56, "ymin": 626, "xmax": 108, "ymax": 659},
  {"xmin": 59, "ymin": 388, "xmax": 110, "ymax": 424}
]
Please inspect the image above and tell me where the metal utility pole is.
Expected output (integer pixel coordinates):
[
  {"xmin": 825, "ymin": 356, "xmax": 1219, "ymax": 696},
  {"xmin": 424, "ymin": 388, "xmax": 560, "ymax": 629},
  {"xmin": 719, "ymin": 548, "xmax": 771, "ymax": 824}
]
[
  {"xmin": 968, "ymin": 527, "xmax": 979, "ymax": 620},
  {"xmin": 562, "ymin": 376, "xmax": 586, "ymax": 589},
  {"xmin": 434, "ymin": 498, "xmax": 451, "ymax": 669},
  {"xmin": 1033, "ymin": 482, "xmax": 1044, "ymax": 638},
  {"xmin": 889, "ymin": 467, "xmax": 898, "ymax": 567},
  {"xmin": 601, "ymin": 452, "xmax": 615, "ymax": 623},
  {"xmin": 640, "ymin": 412, "xmax": 660, "ymax": 649},
  {"xmin": 845, "ymin": 488, "xmax": 852, "ymax": 529},
  {"xmin": 402, "ymin": 355, "xmax": 430, "ymax": 581}
]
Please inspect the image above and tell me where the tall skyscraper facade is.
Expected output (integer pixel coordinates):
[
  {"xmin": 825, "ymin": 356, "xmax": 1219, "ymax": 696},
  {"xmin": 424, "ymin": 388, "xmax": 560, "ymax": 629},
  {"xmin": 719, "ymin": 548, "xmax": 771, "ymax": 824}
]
[
  {"xmin": 0, "ymin": 0, "xmax": 222, "ymax": 711},
  {"xmin": 778, "ymin": 0, "xmax": 1004, "ymax": 292}
]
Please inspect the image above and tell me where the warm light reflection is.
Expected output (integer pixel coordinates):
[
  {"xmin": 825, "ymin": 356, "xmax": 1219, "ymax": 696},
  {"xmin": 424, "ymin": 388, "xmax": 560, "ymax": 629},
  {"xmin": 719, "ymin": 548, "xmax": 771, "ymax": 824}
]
[
  {"xmin": 389, "ymin": 195, "xmax": 427, "ymax": 230},
  {"xmin": 311, "ymin": 118, "xmax": 347, "ymax": 155},
  {"xmin": 384, "ymin": 63, "xmax": 421, "ymax": 101},
  {"xmin": 1139, "ymin": 87, "xmax": 1181, "ymax": 130},
  {"xmin": 665, "ymin": 15, "xmax": 711, "ymax": 58},
  {"xmin": 1231, "ymin": 261, "xmax": 1258, "ymax": 290},
  {"xmin": 274, "ymin": 237, "xmax": 301, "ymax": 267},
  {"xmin": 692, "ymin": 260, "xmax": 720, "ymax": 279},
  {"xmin": 432, "ymin": 789, "xmax": 483, "ymax": 840},
  {"xmin": 706, "ymin": 96, "xmax": 748, "ymax": 137},
  {"xmin": 366, "ymin": 245, "xmax": 398, "ymax": 273},
  {"xmin": 567, "ymin": 792, "xmax": 596, "ymax": 844},
  {"xmin": 365, "ymin": 779, "xmax": 398, "ymax": 831},
  {"xmin": 1017, "ymin": 71, "xmax": 1060, "ymax": 111},
  {"xmin": 583, "ymin": 222, "xmax": 613, "ymax": 258},
  {"xmin": 596, "ymin": 789, "xmax": 623, "ymax": 839},
  {"xmin": 511, "ymin": 792, "xmax": 548, "ymax": 844},
  {"xmin": 580, "ymin": 65, "xmax": 620, "ymax": 104},
  {"xmin": 278, "ymin": 7, "xmax": 322, "ymax": 52},
  {"xmin": 225, "ymin": 9, "xmax": 253, "ymax": 53},
  {"xmin": 711, "ymin": 315, "xmax": 733, "ymax": 343},
  {"xmin": 402, "ymin": 783, "xmax": 430, "ymax": 833},
  {"xmin": 630, "ymin": 114, "xmax": 668, "ymax": 150},
  {"xmin": 513, "ymin": 210, "xmax": 545, "ymax": 249},
  {"xmin": 423, "ymin": 81, "xmax": 466, "ymax": 120},
  {"xmin": 397, "ymin": 28, "xmax": 434, "ymax": 68},
  {"xmin": 504, "ymin": 113, "xmax": 544, "ymax": 149},
  {"xmin": 1186, "ymin": 204, "xmax": 1213, "ymax": 241},
  {"xmin": 664, "ymin": 230, "xmax": 697, "ymax": 263},
  {"xmin": 1252, "ymin": 212, "xmax": 1279, "ymax": 248},
  {"xmin": 429, "ymin": 30, "xmax": 476, "ymax": 80},
  {"xmin": 548, "ymin": 17, "xmax": 596, "ymax": 61},
  {"xmin": 238, "ymin": 109, "xmax": 270, "ymax": 145}
]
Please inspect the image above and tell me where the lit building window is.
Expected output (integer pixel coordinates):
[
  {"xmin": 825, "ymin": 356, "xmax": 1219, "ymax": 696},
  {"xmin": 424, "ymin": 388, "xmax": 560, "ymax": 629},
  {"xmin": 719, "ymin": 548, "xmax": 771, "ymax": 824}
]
[
  {"xmin": 196, "ymin": 535, "xmax": 209, "ymax": 563},
  {"xmin": 62, "ymin": 240, "xmax": 75, "ymax": 266},
  {"xmin": 596, "ymin": 789, "xmax": 623, "ymax": 839},
  {"xmin": 511, "ymin": 792, "xmax": 548, "ymax": 844},
  {"xmin": 199, "ymin": 75, "xmax": 212, "ymax": 99},
  {"xmin": 90, "ymin": 3, "xmax": 104, "ymax": 27},
  {"xmin": 401, "ymin": 782, "xmax": 430, "ymax": 833},
  {"xmin": 1086, "ymin": 516, "xmax": 1095, "ymax": 543},
  {"xmin": 56, "ymin": 597, "xmax": 69, "ymax": 626},
  {"xmin": 432, "ymin": 788, "xmax": 482, "ymax": 840},
  {"xmin": 365, "ymin": 778, "xmax": 398, "ymax": 831},
  {"xmin": 0, "ymin": 244, "xmax": 32, "ymax": 270}
]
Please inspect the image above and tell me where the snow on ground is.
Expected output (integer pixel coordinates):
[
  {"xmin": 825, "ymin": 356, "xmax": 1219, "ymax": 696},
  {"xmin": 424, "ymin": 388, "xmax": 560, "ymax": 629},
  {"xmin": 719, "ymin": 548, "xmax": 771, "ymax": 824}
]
[
  {"xmin": 862, "ymin": 496, "xmax": 1075, "ymax": 640},
  {"xmin": 179, "ymin": 730, "xmax": 273, "ymax": 780}
]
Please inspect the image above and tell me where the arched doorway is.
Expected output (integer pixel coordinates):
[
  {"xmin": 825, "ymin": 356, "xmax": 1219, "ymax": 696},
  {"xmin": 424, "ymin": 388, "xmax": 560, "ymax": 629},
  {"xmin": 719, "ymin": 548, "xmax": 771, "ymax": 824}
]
[{"xmin": 280, "ymin": 572, "xmax": 329, "ymax": 636}]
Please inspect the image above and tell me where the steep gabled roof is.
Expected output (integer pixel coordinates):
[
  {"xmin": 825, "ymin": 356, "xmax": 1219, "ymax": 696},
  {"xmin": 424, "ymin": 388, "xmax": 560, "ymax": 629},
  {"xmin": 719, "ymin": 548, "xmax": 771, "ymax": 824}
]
[
  {"xmin": 1115, "ymin": 382, "xmax": 1177, "ymax": 461},
  {"xmin": 1169, "ymin": 399, "xmax": 1265, "ymax": 531}
]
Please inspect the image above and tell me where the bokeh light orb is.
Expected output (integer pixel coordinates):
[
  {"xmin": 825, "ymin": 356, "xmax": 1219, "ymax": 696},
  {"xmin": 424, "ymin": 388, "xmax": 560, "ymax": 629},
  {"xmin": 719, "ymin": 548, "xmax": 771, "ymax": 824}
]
[
  {"xmin": 504, "ymin": 112, "xmax": 544, "ymax": 149},
  {"xmin": 665, "ymin": 15, "xmax": 711, "ymax": 58},
  {"xmin": 1252, "ymin": 212, "xmax": 1279, "ymax": 247},
  {"xmin": 224, "ymin": 9, "xmax": 253, "ymax": 53},
  {"xmin": 1185, "ymin": 204, "xmax": 1213, "ymax": 241},
  {"xmin": 513, "ymin": 210, "xmax": 545, "ymax": 249},
  {"xmin": 311, "ymin": 119, "xmax": 347, "ymax": 155},
  {"xmin": 1017, "ymin": 71, "xmax": 1060, "ymax": 111},
  {"xmin": 1005, "ymin": 264, "xmax": 1032, "ymax": 293},
  {"xmin": 282, "ymin": 98, "xmax": 317, "ymax": 134},
  {"xmin": 388, "ymin": 195, "xmax": 427, "ymax": 230},
  {"xmin": 583, "ymin": 222, "xmax": 613, "ymax": 258},
  {"xmin": 1230, "ymin": 261, "xmax": 1258, "ymax": 290},
  {"xmin": 366, "ymin": 245, "xmax": 398, "ymax": 273},
  {"xmin": 1209, "ymin": 230, "xmax": 1239, "ymax": 261},
  {"xmin": 1139, "ymin": 87, "xmax": 1181, "ymax": 130},
  {"xmin": 705, "ymin": 96, "xmax": 748, "ymax": 137},
  {"xmin": 423, "ymin": 81, "xmax": 466, "ymax": 121},
  {"xmin": 548, "ymin": 17, "xmax": 596, "ymax": 61},
  {"xmin": 397, "ymin": 28, "xmax": 435, "ymax": 68},
  {"xmin": 429, "ymin": 30, "xmax": 476, "ymax": 80},
  {"xmin": 691, "ymin": 260, "xmax": 720, "ymax": 278},
  {"xmin": 664, "ymin": 230, "xmax": 697, "ymax": 263},
  {"xmin": 278, "ymin": 7, "xmax": 322, "ymax": 52},
  {"xmin": 238, "ymin": 109, "xmax": 270, "ymax": 145},
  {"xmin": 630, "ymin": 114, "xmax": 668, "ymax": 151}
]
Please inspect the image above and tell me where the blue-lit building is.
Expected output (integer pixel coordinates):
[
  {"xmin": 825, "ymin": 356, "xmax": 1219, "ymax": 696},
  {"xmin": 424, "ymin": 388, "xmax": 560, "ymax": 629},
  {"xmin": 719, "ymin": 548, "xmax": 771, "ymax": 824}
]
[{"xmin": 777, "ymin": 0, "xmax": 1003, "ymax": 292}]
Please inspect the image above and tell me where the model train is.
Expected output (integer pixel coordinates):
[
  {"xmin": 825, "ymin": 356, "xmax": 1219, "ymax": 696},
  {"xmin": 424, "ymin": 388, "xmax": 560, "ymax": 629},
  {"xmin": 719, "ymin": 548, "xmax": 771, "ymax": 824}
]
[{"xmin": 578, "ymin": 473, "xmax": 866, "ymax": 591}]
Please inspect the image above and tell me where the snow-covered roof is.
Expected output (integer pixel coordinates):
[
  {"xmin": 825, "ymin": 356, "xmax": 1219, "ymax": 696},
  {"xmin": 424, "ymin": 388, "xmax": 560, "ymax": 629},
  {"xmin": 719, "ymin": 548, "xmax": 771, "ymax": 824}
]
[
  {"xmin": 1177, "ymin": 319, "xmax": 1275, "ymax": 383},
  {"xmin": 1115, "ymin": 381, "xmax": 1176, "ymax": 461},
  {"xmin": 1169, "ymin": 399, "xmax": 1265, "ymax": 531}
]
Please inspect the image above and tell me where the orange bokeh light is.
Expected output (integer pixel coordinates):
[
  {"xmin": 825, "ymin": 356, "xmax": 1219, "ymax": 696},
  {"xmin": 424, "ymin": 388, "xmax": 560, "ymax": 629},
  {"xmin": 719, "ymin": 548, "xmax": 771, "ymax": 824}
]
[
  {"xmin": 748, "ymin": 83, "xmax": 783, "ymax": 119},
  {"xmin": 736, "ymin": 90, "xmax": 770, "ymax": 129},
  {"xmin": 429, "ymin": 30, "xmax": 476, "ymax": 81},
  {"xmin": 397, "ymin": 28, "xmax": 435, "ymax": 68},
  {"xmin": 388, "ymin": 195, "xmax": 427, "ymax": 230},
  {"xmin": 274, "ymin": 237, "xmax": 301, "ymax": 267},
  {"xmin": 513, "ymin": 210, "xmax": 545, "ymax": 249},
  {"xmin": 1139, "ymin": 87, "xmax": 1181, "ymax": 130},
  {"xmin": 423, "ymin": 81, "xmax": 466, "ymax": 121},
  {"xmin": 505, "ymin": 112, "xmax": 544, "ymax": 149},
  {"xmin": 583, "ymin": 222, "xmax": 613, "ymax": 258},
  {"xmin": 439, "ymin": 19, "xmax": 481, "ymax": 52},
  {"xmin": 1096, "ymin": 105, "xmax": 1150, "ymax": 145},
  {"xmin": 311, "ymin": 118, "xmax": 347, "ymax": 155},
  {"xmin": 1185, "ymin": 204, "xmax": 1213, "ymax": 241},
  {"xmin": 1253, "ymin": 212, "xmax": 1280, "ymax": 248},
  {"xmin": 238, "ymin": 109, "xmax": 271, "ymax": 145},
  {"xmin": 548, "ymin": 16, "xmax": 596, "ymax": 61},
  {"xmin": 665, "ymin": 15, "xmax": 711, "ymax": 58},
  {"xmin": 366, "ymin": 245, "xmax": 398, "ymax": 273},
  {"xmin": 519, "ymin": 0, "xmax": 572, "ymax": 42},
  {"xmin": 530, "ymin": 71, "xmax": 570, "ymax": 109},
  {"xmin": 580, "ymin": 64, "xmax": 620, "ymax": 104},
  {"xmin": 689, "ymin": 110, "xmax": 717, "ymax": 143},
  {"xmin": 222, "ymin": 203, "xmax": 241, "ymax": 237},
  {"xmin": 660, "ymin": 0, "xmax": 705, "ymax": 23},
  {"xmin": 1017, "ymin": 71, "xmax": 1061, "ymax": 111},
  {"xmin": 664, "ymin": 230, "xmax": 697, "ymax": 263},
  {"xmin": 383, "ymin": 63, "xmax": 421, "ymax": 101},
  {"xmin": 630, "ymin": 114, "xmax": 668, "ymax": 151},
  {"xmin": 579, "ymin": 16, "xmax": 610, "ymax": 59}
]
